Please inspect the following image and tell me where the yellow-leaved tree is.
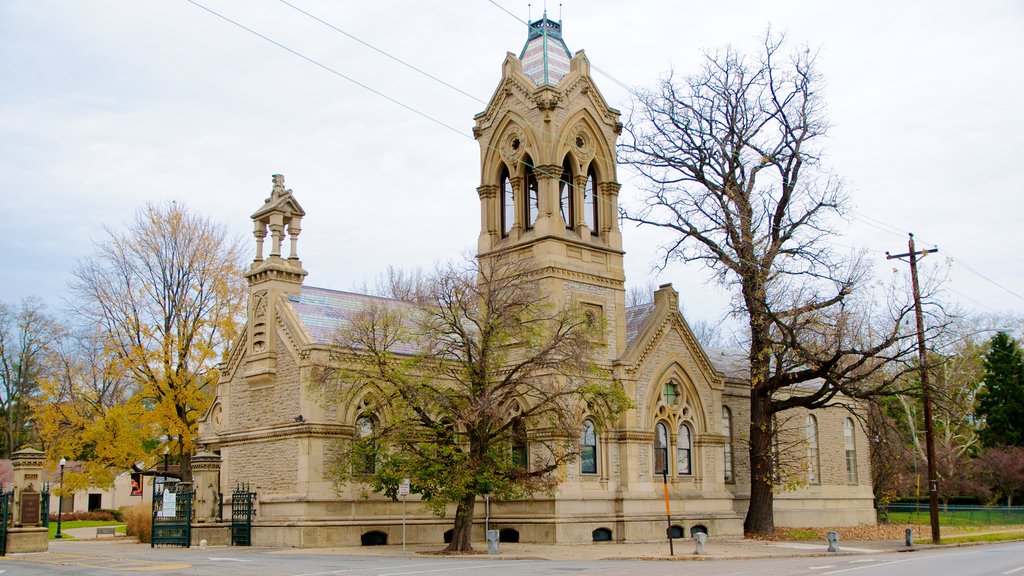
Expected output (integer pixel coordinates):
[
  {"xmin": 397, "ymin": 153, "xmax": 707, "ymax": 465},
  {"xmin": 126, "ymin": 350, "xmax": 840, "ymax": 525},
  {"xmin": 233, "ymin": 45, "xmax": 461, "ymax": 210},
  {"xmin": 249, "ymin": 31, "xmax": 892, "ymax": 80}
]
[
  {"xmin": 67, "ymin": 201, "xmax": 245, "ymax": 482},
  {"xmin": 35, "ymin": 329, "xmax": 151, "ymax": 493}
]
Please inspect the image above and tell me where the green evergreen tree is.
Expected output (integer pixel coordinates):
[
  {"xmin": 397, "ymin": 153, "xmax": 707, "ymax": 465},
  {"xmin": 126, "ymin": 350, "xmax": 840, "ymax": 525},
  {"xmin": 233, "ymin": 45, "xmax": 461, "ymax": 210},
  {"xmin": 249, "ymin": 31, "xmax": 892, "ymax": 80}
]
[{"xmin": 976, "ymin": 332, "xmax": 1024, "ymax": 447}]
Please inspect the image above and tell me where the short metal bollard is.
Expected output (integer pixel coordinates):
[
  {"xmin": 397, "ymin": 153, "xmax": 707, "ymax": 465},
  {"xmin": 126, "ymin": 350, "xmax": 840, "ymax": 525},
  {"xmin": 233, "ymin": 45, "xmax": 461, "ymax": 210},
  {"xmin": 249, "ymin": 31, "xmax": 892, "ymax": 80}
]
[
  {"xmin": 904, "ymin": 528, "xmax": 913, "ymax": 547},
  {"xmin": 693, "ymin": 532, "xmax": 708, "ymax": 555},
  {"xmin": 827, "ymin": 531, "xmax": 840, "ymax": 552},
  {"xmin": 486, "ymin": 529, "xmax": 500, "ymax": 555}
]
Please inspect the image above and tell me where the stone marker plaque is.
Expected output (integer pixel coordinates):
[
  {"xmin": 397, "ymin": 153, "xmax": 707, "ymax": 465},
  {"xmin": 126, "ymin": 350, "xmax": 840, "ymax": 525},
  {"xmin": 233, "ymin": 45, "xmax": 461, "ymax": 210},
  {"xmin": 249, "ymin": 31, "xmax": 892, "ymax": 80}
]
[{"xmin": 20, "ymin": 490, "xmax": 41, "ymax": 526}]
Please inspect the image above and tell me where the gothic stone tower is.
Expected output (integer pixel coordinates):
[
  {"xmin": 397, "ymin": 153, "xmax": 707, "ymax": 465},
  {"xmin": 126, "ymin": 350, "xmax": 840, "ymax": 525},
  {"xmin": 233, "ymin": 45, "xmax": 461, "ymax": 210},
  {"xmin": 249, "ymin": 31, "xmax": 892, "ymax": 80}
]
[{"xmin": 473, "ymin": 15, "xmax": 626, "ymax": 360}]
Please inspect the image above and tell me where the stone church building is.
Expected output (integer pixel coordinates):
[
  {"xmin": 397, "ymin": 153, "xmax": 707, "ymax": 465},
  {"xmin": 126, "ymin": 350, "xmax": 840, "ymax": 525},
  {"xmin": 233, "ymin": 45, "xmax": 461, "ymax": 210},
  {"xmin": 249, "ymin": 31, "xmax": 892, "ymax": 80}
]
[{"xmin": 197, "ymin": 16, "xmax": 874, "ymax": 547}]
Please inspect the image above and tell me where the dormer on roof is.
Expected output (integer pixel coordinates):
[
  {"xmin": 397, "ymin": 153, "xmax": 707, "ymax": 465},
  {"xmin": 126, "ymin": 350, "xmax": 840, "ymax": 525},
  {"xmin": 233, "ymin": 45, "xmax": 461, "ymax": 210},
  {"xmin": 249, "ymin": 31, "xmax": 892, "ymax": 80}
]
[{"xmin": 519, "ymin": 13, "xmax": 572, "ymax": 86}]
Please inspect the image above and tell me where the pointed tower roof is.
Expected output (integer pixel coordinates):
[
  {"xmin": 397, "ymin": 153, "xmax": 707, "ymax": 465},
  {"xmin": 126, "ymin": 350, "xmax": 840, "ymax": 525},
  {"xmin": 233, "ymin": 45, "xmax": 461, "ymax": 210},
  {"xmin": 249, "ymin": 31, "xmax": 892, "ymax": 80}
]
[{"xmin": 519, "ymin": 13, "xmax": 572, "ymax": 87}]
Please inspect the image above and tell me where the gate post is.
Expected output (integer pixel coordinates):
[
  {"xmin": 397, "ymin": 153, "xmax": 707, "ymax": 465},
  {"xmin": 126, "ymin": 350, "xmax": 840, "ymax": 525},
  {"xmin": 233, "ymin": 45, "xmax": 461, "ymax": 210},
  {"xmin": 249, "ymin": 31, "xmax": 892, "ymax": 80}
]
[
  {"xmin": 5, "ymin": 448, "xmax": 47, "ymax": 553},
  {"xmin": 191, "ymin": 452, "xmax": 222, "ymax": 523}
]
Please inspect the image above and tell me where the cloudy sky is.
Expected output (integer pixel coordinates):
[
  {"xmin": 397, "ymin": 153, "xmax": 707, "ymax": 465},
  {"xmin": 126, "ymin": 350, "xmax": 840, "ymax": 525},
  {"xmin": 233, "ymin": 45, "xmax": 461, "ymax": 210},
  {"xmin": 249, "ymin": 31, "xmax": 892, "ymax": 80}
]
[{"xmin": 2, "ymin": 0, "xmax": 1022, "ymax": 333}]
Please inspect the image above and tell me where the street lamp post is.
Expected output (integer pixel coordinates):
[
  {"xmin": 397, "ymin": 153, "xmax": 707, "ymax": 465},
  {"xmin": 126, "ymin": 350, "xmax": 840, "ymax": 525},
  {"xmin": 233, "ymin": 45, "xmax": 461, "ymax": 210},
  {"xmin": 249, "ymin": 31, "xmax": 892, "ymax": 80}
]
[{"xmin": 55, "ymin": 457, "xmax": 67, "ymax": 539}]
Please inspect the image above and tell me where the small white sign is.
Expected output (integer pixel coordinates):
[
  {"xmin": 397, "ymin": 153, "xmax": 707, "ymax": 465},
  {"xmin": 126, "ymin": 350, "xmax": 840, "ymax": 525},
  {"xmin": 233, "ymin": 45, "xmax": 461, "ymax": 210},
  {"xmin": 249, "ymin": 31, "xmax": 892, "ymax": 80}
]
[
  {"xmin": 398, "ymin": 478, "xmax": 410, "ymax": 497},
  {"xmin": 161, "ymin": 491, "xmax": 177, "ymax": 518}
]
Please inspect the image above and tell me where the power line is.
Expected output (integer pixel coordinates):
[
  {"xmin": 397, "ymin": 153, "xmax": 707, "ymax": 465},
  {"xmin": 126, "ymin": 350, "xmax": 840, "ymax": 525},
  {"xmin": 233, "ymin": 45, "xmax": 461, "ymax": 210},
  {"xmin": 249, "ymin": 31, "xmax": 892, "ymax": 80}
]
[
  {"xmin": 189, "ymin": 0, "xmax": 1022, "ymax": 309},
  {"xmin": 183, "ymin": 0, "xmax": 474, "ymax": 142},
  {"xmin": 277, "ymin": 0, "xmax": 486, "ymax": 105}
]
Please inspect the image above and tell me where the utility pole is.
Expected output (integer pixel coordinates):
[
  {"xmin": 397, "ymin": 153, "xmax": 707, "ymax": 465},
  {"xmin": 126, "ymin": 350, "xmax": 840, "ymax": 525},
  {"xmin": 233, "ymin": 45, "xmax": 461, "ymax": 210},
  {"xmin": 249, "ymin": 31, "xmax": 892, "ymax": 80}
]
[{"xmin": 886, "ymin": 233, "xmax": 940, "ymax": 544}]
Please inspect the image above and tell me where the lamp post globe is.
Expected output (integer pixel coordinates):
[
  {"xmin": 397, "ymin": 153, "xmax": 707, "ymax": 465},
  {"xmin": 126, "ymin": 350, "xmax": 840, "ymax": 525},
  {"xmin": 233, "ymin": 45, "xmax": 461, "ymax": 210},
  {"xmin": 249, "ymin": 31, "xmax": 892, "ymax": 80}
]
[{"xmin": 56, "ymin": 457, "xmax": 67, "ymax": 539}]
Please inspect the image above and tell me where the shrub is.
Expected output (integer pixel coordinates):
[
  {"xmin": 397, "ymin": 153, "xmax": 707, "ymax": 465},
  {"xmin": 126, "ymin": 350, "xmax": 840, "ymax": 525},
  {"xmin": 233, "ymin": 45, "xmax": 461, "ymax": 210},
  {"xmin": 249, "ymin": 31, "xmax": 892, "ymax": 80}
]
[
  {"xmin": 48, "ymin": 510, "xmax": 116, "ymax": 522},
  {"xmin": 123, "ymin": 503, "xmax": 152, "ymax": 544},
  {"xmin": 99, "ymin": 508, "xmax": 123, "ymax": 522}
]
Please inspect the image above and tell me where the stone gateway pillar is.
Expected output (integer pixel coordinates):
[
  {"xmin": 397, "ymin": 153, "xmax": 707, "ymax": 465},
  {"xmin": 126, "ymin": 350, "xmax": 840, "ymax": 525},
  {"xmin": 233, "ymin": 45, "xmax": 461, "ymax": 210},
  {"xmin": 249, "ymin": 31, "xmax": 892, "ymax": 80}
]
[
  {"xmin": 191, "ymin": 451, "xmax": 222, "ymax": 523},
  {"xmin": 7, "ymin": 448, "xmax": 48, "ymax": 553}
]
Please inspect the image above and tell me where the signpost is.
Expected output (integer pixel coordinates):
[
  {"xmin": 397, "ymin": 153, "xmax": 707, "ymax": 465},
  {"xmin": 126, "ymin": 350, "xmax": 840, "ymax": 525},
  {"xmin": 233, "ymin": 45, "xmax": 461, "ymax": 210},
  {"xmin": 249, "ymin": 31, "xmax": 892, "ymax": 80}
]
[
  {"xmin": 397, "ymin": 477, "xmax": 409, "ymax": 549},
  {"xmin": 161, "ymin": 489, "xmax": 177, "ymax": 518}
]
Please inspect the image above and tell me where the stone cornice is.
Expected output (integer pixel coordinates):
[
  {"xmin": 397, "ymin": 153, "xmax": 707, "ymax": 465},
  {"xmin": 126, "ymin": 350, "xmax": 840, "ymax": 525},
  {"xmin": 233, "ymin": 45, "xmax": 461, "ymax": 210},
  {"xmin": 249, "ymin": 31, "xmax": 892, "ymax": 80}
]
[
  {"xmin": 206, "ymin": 423, "xmax": 352, "ymax": 448},
  {"xmin": 606, "ymin": 429, "xmax": 655, "ymax": 442},
  {"xmin": 695, "ymin": 433, "xmax": 726, "ymax": 446}
]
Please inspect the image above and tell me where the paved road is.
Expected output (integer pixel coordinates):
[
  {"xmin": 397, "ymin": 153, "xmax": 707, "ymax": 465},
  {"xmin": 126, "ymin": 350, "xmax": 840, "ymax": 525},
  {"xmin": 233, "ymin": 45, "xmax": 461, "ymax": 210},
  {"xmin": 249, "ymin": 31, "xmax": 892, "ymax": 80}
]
[{"xmin": 1, "ymin": 540, "xmax": 1022, "ymax": 576}]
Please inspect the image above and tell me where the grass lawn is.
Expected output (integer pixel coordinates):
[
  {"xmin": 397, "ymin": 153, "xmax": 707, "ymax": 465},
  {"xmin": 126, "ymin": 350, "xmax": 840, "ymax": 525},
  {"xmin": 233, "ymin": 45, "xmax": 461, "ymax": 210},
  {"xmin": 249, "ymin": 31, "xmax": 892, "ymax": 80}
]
[
  {"xmin": 48, "ymin": 520, "xmax": 126, "ymax": 540},
  {"xmin": 886, "ymin": 510, "xmax": 1024, "ymax": 527},
  {"xmin": 942, "ymin": 530, "xmax": 1024, "ymax": 544}
]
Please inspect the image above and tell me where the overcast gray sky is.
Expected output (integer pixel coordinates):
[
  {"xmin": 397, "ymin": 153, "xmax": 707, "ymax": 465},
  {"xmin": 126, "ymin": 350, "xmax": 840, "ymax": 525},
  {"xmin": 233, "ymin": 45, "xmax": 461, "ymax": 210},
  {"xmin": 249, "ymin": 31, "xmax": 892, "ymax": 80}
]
[{"xmin": 2, "ymin": 0, "xmax": 1022, "ymax": 333}]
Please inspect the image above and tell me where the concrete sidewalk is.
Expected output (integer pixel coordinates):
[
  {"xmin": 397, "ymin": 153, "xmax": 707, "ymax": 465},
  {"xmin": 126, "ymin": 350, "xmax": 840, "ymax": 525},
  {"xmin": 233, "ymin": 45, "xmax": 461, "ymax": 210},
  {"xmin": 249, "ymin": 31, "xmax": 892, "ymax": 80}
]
[
  {"xmin": 43, "ymin": 532, "xmax": 933, "ymax": 562},
  {"xmin": 270, "ymin": 536, "xmax": 927, "ymax": 561}
]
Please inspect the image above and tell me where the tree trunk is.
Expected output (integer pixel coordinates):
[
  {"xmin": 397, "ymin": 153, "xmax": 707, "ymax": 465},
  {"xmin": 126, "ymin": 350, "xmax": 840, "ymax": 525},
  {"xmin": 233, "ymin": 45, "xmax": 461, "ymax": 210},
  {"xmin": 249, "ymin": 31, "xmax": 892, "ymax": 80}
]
[
  {"xmin": 179, "ymin": 450, "xmax": 193, "ymax": 484},
  {"xmin": 444, "ymin": 492, "xmax": 476, "ymax": 552},
  {"xmin": 744, "ymin": 389, "xmax": 775, "ymax": 535}
]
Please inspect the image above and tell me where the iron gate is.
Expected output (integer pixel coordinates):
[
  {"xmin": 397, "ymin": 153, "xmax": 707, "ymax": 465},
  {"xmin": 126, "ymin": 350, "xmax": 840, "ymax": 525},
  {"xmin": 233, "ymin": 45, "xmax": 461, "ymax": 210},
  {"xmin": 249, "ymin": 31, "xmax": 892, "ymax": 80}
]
[
  {"xmin": 231, "ymin": 484, "xmax": 255, "ymax": 546},
  {"xmin": 40, "ymin": 483, "xmax": 50, "ymax": 527},
  {"xmin": 0, "ymin": 485, "xmax": 12, "ymax": 556},
  {"xmin": 151, "ymin": 480, "xmax": 193, "ymax": 548}
]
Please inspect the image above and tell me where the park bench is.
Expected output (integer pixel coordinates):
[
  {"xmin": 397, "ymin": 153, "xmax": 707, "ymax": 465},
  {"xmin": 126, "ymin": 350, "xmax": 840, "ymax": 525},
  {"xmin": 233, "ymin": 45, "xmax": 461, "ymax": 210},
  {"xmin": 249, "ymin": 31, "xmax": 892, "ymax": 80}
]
[{"xmin": 96, "ymin": 526, "xmax": 117, "ymax": 538}]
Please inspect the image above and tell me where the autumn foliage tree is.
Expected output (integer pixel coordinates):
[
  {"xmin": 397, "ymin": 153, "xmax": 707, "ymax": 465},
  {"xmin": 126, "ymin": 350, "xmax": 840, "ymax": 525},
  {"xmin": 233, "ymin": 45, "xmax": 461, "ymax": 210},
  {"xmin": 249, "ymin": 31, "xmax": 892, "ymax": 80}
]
[
  {"xmin": 35, "ymin": 328, "xmax": 151, "ymax": 492},
  {"xmin": 620, "ymin": 34, "xmax": 921, "ymax": 534},
  {"xmin": 312, "ymin": 256, "xmax": 629, "ymax": 552},
  {"xmin": 69, "ymin": 202, "xmax": 246, "ymax": 481}
]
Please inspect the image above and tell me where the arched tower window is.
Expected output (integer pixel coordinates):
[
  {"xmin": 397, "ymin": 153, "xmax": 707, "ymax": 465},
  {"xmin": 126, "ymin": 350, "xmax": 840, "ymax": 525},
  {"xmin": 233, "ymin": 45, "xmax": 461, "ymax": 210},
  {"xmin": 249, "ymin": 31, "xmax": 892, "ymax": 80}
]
[
  {"xmin": 560, "ymin": 157, "xmax": 575, "ymax": 230},
  {"xmin": 583, "ymin": 165, "xmax": 598, "ymax": 235},
  {"xmin": 524, "ymin": 159, "xmax": 539, "ymax": 230},
  {"xmin": 500, "ymin": 166, "xmax": 514, "ymax": 238},
  {"xmin": 580, "ymin": 419, "xmax": 597, "ymax": 474},
  {"xmin": 806, "ymin": 415, "xmax": 820, "ymax": 484},
  {"xmin": 722, "ymin": 406, "xmax": 734, "ymax": 482},
  {"xmin": 677, "ymin": 423, "xmax": 692, "ymax": 476},
  {"xmin": 844, "ymin": 418, "xmax": 858, "ymax": 484},
  {"xmin": 654, "ymin": 421, "xmax": 669, "ymax": 476}
]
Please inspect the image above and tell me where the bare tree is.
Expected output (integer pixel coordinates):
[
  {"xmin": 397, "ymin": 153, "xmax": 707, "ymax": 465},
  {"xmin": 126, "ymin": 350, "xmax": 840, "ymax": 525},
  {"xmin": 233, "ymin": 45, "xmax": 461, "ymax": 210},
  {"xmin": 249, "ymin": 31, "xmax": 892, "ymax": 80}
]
[
  {"xmin": 312, "ymin": 255, "xmax": 629, "ymax": 552},
  {"xmin": 69, "ymin": 201, "xmax": 246, "ymax": 481},
  {"xmin": 0, "ymin": 297, "xmax": 62, "ymax": 456},
  {"xmin": 973, "ymin": 446, "xmax": 1024, "ymax": 506},
  {"xmin": 620, "ymin": 34, "xmax": 923, "ymax": 534}
]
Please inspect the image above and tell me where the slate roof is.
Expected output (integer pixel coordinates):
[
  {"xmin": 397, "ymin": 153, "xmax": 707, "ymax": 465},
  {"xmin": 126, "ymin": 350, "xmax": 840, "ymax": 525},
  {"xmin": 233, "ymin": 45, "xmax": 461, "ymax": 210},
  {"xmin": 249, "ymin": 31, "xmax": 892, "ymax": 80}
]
[
  {"xmin": 288, "ymin": 286, "xmax": 420, "ymax": 355},
  {"xmin": 625, "ymin": 302, "xmax": 656, "ymax": 349}
]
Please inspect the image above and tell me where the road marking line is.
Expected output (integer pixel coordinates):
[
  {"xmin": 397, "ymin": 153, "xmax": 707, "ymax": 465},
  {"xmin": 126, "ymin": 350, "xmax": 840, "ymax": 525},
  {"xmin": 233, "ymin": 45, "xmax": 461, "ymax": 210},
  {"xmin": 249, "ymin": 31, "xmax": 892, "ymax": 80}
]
[
  {"xmin": 290, "ymin": 562, "xmax": 463, "ymax": 576},
  {"xmin": 1003, "ymin": 567, "xmax": 1024, "ymax": 575},
  {"xmin": 209, "ymin": 557, "xmax": 252, "ymax": 562},
  {"xmin": 824, "ymin": 558, "xmax": 918, "ymax": 574},
  {"xmin": 378, "ymin": 565, "xmax": 508, "ymax": 576}
]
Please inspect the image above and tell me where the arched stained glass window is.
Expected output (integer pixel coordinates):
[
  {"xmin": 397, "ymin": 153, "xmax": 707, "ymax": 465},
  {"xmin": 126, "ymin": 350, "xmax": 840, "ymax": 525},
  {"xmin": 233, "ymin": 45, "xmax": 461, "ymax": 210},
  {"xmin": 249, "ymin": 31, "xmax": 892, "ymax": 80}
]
[
  {"xmin": 512, "ymin": 418, "xmax": 528, "ymax": 468},
  {"xmin": 677, "ymin": 423, "xmax": 692, "ymax": 476},
  {"xmin": 844, "ymin": 418, "xmax": 858, "ymax": 484},
  {"xmin": 580, "ymin": 419, "xmax": 597, "ymax": 474},
  {"xmin": 355, "ymin": 415, "xmax": 376, "ymax": 474},
  {"xmin": 654, "ymin": 422, "xmax": 669, "ymax": 476},
  {"xmin": 722, "ymin": 407, "xmax": 734, "ymax": 482},
  {"xmin": 806, "ymin": 415, "xmax": 820, "ymax": 484}
]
